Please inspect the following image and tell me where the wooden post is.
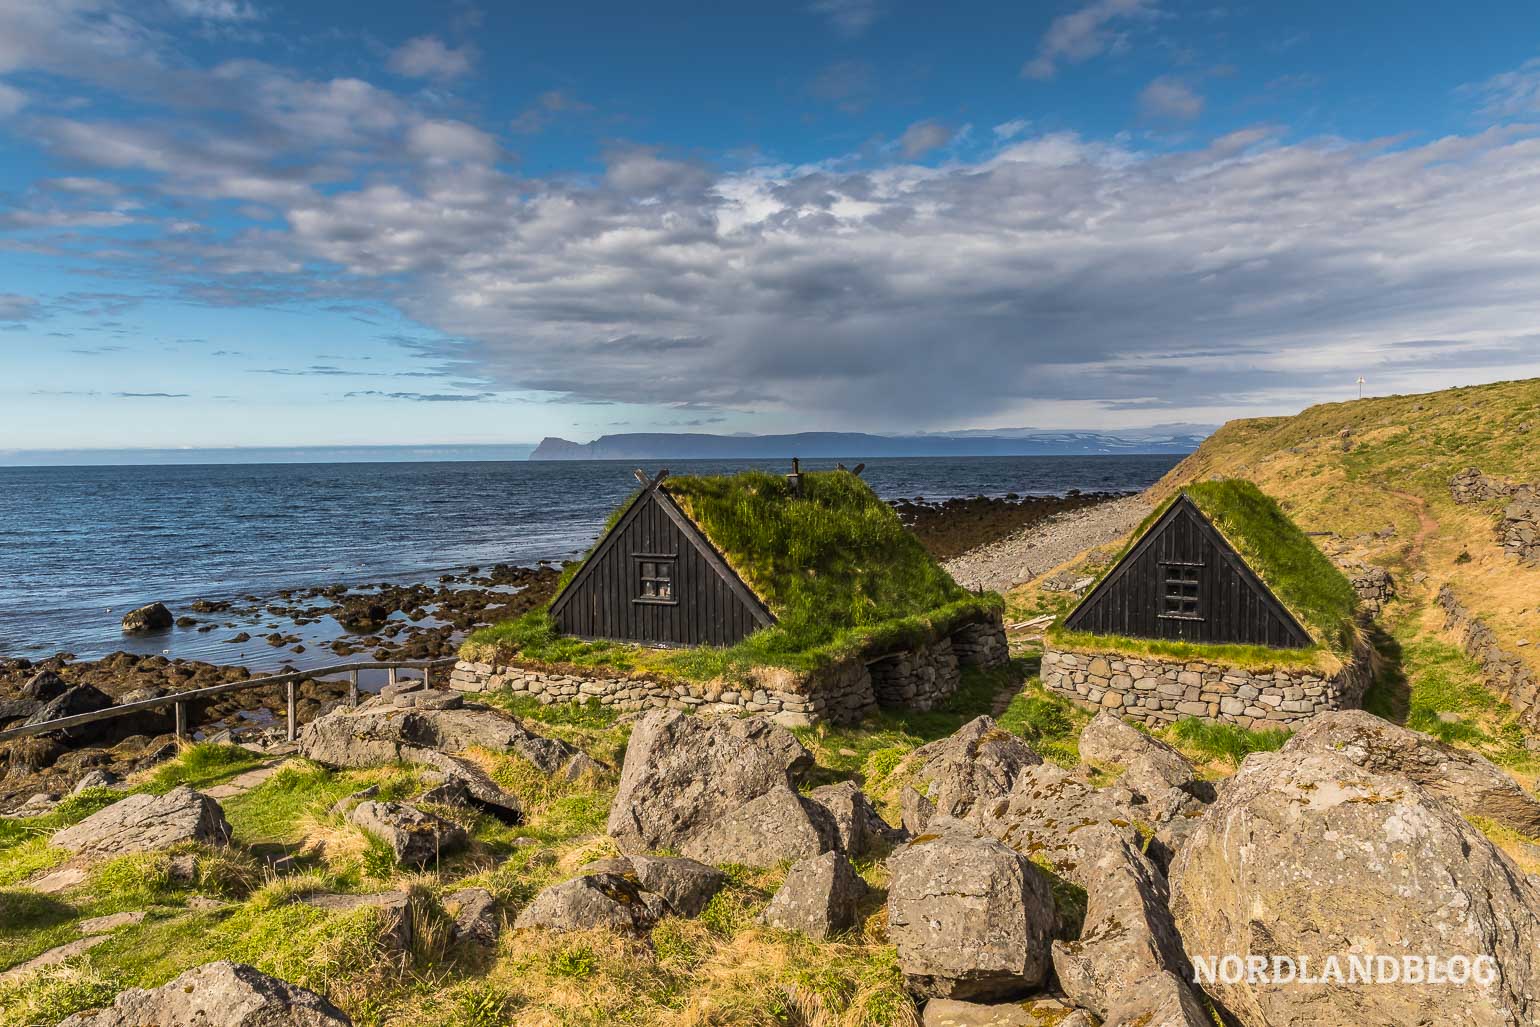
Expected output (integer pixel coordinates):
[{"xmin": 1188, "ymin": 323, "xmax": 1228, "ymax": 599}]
[
  {"xmin": 387, "ymin": 666, "xmax": 398, "ymax": 690},
  {"xmin": 286, "ymin": 680, "xmax": 297, "ymax": 742},
  {"xmin": 348, "ymin": 670, "xmax": 359, "ymax": 708},
  {"xmin": 174, "ymin": 701, "xmax": 187, "ymax": 742},
  {"xmin": 422, "ymin": 664, "xmax": 431, "ymax": 690}
]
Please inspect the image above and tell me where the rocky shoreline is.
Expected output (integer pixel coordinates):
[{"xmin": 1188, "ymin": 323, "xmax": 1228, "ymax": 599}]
[{"xmin": 0, "ymin": 563, "xmax": 565, "ymax": 811}]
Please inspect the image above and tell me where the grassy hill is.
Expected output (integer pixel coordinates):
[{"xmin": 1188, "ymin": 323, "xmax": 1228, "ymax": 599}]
[{"xmin": 1017, "ymin": 376, "xmax": 1540, "ymax": 774}]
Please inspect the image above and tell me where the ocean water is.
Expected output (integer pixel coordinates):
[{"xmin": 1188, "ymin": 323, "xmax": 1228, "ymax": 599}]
[{"xmin": 0, "ymin": 455, "xmax": 1180, "ymax": 663}]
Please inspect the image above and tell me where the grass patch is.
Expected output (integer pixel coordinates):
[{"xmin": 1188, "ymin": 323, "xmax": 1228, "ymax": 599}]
[
  {"xmin": 1046, "ymin": 627, "xmax": 1335, "ymax": 672},
  {"xmin": 1166, "ymin": 717, "xmax": 1291, "ymax": 767},
  {"xmin": 995, "ymin": 679, "xmax": 1091, "ymax": 767},
  {"xmin": 141, "ymin": 742, "xmax": 263, "ymax": 794}
]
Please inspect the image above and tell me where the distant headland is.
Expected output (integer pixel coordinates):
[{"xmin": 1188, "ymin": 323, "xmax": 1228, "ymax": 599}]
[{"xmin": 529, "ymin": 426, "xmax": 1213, "ymax": 461}]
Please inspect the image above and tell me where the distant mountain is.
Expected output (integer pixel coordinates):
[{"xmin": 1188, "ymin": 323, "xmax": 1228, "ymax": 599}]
[{"xmin": 529, "ymin": 429, "xmax": 1209, "ymax": 461}]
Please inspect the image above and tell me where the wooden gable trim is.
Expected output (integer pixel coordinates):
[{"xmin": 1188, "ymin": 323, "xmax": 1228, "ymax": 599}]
[
  {"xmin": 1063, "ymin": 493, "xmax": 1313, "ymax": 646},
  {"xmin": 547, "ymin": 482, "xmax": 777, "ymax": 630}
]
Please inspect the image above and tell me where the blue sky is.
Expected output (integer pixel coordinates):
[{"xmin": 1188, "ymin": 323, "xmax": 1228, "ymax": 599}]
[{"xmin": 2, "ymin": 0, "xmax": 1540, "ymax": 455}]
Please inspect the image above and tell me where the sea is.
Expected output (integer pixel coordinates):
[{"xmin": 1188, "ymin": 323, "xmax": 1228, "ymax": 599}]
[{"xmin": 0, "ymin": 455, "xmax": 1180, "ymax": 666}]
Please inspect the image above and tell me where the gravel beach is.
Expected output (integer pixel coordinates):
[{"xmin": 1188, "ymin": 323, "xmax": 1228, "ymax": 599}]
[{"xmin": 942, "ymin": 494, "xmax": 1151, "ymax": 593}]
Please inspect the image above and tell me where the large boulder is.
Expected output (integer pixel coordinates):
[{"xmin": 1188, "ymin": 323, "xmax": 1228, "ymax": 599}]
[
  {"xmin": 1079, "ymin": 712, "xmax": 1199, "ymax": 799},
  {"xmin": 1171, "ymin": 749, "xmax": 1540, "ymax": 1027},
  {"xmin": 120, "ymin": 603, "xmax": 174, "ymax": 634},
  {"xmin": 898, "ymin": 716, "xmax": 1042, "ymax": 834},
  {"xmin": 53, "ymin": 785, "xmax": 230, "ymax": 856},
  {"xmin": 967, "ymin": 761, "xmax": 1140, "ymax": 881},
  {"xmin": 58, "ymin": 961, "xmax": 351, "ymax": 1026},
  {"xmin": 444, "ymin": 887, "xmax": 501, "ymax": 946},
  {"xmin": 299, "ymin": 696, "xmax": 588, "ymax": 778},
  {"xmin": 679, "ymin": 785, "xmax": 839, "ymax": 865},
  {"xmin": 887, "ymin": 829, "xmax": 1057, "ymax": 1001},
  {"xmin": 575, "ymin": 854, "xmax": 726, "ymax": 918},
  {"xmin": 347, "ymin": 800, "xmax": 466, "ymax": 866},
  {"xmin": 1284, "ymin": 708, "xmax": 1540, "ymax": 835},
  {"xmin": 22, "ymin": 684, "xmax": 114, "ymax": 741},
  {"xmin": 607, "ymin": 710, "xmax": 828, "ymax": 864},
  {"xmin": 22, "ymin": 669, "xmax": 68, "ymax": 701},
  {"xmin": 762, "ymin": 851, "xmax": 868, "ymax": 939},
  {"xmin": 1050, "ymin": 823, "xmax": 1211, "ymax": 1027},
  {"xmin": 513, "ymin": 873, "xmax": 665, "ymax": 935},
  {"xmin": 808, "ymin": 781, "xmax": 904, "ymax": 856}
]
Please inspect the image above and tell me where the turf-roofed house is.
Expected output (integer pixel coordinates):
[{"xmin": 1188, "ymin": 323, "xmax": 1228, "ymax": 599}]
[
  {"xmin": 450, "ymin": 466, "xmax": 1009, "ymax": 724},
  {"xmin": 1041, "ymin": 479, "xmax": 1372, "ymax": 729}
]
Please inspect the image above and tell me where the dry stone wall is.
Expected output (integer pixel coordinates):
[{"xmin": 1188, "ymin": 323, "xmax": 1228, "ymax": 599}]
[
  {"xmin": 451, "ymin": 610, "xmax": 1008, "ymax": 726},
  {"xmin": 1451, "ymin": 467, "xmax": 1540, "ymax": 565},
  {"xmin": 1437, "ymin": 584, "xmax": 1540, "ymax": 723},
  {"xmin": 1041, "ymin": 642, "xmax": 1373, "ymax": 730}
]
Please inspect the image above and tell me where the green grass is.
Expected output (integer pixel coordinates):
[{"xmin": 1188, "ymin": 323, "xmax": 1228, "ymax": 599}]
[
  {"xmin": 462, "ymin": 469, "xmax": 1001, "ymax": 682},
  {"xmin": 1045, "ymin": 627, "xmax": 1331, "ymax": 671},
  {"xmin": 1167, "ymin": 717, "xmax": 1292, "ymax": 767},
  {"xmin": 142, "ymin": 742, "xmax": 263, "ymax": 794}
]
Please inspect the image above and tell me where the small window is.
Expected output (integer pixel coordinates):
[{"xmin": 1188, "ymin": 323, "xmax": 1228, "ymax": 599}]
[
  {"xmin": 1160, "ymin": 562, "xmax": 1202, "ymax": 620},
  {"xmin": 636, "ymin": 558, "xmax": 676, "ymax": 604}
]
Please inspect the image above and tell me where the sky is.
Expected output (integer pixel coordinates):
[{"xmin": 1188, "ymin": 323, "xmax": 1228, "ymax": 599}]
[{"xmin": 2, "ymin": 0, "xmax": 1540, "ymax": 455}]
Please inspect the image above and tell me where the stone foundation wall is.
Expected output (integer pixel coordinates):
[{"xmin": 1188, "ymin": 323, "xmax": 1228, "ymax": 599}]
[
  {"xmin": 452, "ymin": 610, "xmax": 1007, "ymax": 726},
  {"xmin": 1437, "ymin": 585, "xmax": 1540, "ymax": 722},
  {"xmin": 1347, "ymin": 565, "xmax": 1395, "ymax": 615},
  {"xmin": 1041, "ymin": 642, "xmax": 1373, "ymax": 730},
  {"xmin": 867, "ymin": 638, "xmax": 960, "ymax": 711},
  {"xmin": 449, "ymin": 658, "xmax": 874, "ymax": 727},
  {"xmin": 949, "ymin": 617, "xmax": 1011, "ymax": 669}
]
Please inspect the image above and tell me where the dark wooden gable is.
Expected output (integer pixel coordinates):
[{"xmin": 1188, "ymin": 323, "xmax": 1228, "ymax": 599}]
[
  {"xmin": 549, "ymin": 484, "xmax": 776, "ymax": 647},
  {"xmin": 1062, "ymin": 493, "xmax": 1312, "ymax": 649}
]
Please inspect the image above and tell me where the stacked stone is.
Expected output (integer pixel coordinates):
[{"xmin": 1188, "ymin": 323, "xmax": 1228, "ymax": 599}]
[
  {"xmin": 950, "ymin": 615, "xmax": 1010, "ymax": 668},
  {"xmin": 1040, "ymin": 645, "xmax": 1373, "ymax": 730},
  {"xmin": 1438, "ymin": 586, "xmax": 1540, "ymax": 721},
  {"xmin": 1501, "ymin": 487, "xmax": 1540, "ymax": 565},
  {"xmin": 1451, "ymin": 467, "xmax": 1515, "ymax": 504},
  {"xmin": 1347, "ymin": 566, "xmax": 1395, "ymax": 614},
  {"xmin": 449, "ymin": 657, "xmax": 877, "ymax": 726},
  {"xmin": 867, "ymin": 639, "xmax": 961, "ymax": 712}
]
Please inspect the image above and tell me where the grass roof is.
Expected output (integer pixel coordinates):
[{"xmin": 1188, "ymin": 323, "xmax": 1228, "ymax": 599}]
[
  {"xmin": 1049, "ymin": 478, "xmax": 1358, "ymax": 666},
  {"xmin": 1178, "ymin": 479, "xmax": 1359, "ymax": 652},
  {"xmin": 663, "ymin": 469, "xmax": 966, "ymax": 634},
  {"xmin": 463, "ymin": 469, "xmax": 997, "ymax": 680}
]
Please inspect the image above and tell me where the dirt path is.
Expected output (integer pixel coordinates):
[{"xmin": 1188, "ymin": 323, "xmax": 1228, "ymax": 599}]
[{"xmin": 1389, "ymin": 489, "xmax": 1439, "ymax": 571}]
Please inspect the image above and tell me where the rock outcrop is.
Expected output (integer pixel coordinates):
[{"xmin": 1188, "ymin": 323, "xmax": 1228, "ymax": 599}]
[
  {"xmin": 21, "ymin": 684, "xmax": 114, "ymax": 741},
  {"xmin": 514, "ymin": 873, "xmax": 666, "ymax": 936},
  {"xmin": 58, "ymin": 961, "xmax": 351, "ymax": 1026},
  {"xmin": 896, "ymin": 716, "xmax": 1042, "ymax": 834},
  {"xmin": 299, "ymin": 695, "xmax": 588, "ymax": 778},
  {"xmin": 347, "ymin": 800, "xmax": 467, "ymax": 866},
  {"xmin": 762, "ymin": 851, "xmax": 868, "ymax": 939},
  {"xmin": 807, "ymin": 780, "xmax": 904, "ymax": 856},
  {"xmin": 887, "ymin": 830, "xmax": 1057, "ymax": 1001},
  {"xmin": 53, "ymin": 785, "xmax": 230, "ymax": 855},
  {"xmin": 444, "ymin": 887, "xmax": 500, "ymax": 946},
  {"xmin": 120, "ymin": 603, "xmax": 174, "ymax": 634},
  {"xmin": 1284, "ymin": 708, "xmax": 1540, "ymax": 834},
  {"xmin": 1078, "ymin": 711, "xmax": 1198, "ymax": 798},
  {"xmin": 606, "ymin": 710, "xmax": 837, "ymax": 865},
  {"xmin": 967, "ymin": 761, "xmax": 1140, "ymax": 880},
  {"xmin": 1050, "ymin": 823, "xmax": 1210, "ymax": 1027},
  {"xmin": 1171, "ymin": 749, "xmax": 1540, "ymax": 1027},
  {"xmin": 578, "ymin": 854, "xmax": 726, "ymax": 918}
]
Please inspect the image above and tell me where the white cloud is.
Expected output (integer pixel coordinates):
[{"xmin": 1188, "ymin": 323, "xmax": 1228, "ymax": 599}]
[
  {"xmin": 1463, "ymin": 57, "xmax": 1540, "ymax": 119},
  {"xmin": 0, "ymin": 81, "xmax": 23, "ymax": 116},
  {"xmin": 808, "ymin": 0, "xmax": 880, "ymax": 36},
  {"xmin": 993, "ymin": 118, "xmax": 1030, "ymax": 141},
  {"xmin": 899, "ymin": 119, "xmax": 952, "ymax": 158},
  {"xmin": 1140, "ymin": 76, "xmax": 1204, "ymax": 121},
  {"xmin": 166, "ymin": 0, "xmax": 262, "ymax": 21},
  {"xmin": 407, "ymin": 119, "xmax": 500, "ymax": 164},
  {"xmin": 0, "ymin": 294, "xmax": 40, "ymax": 321},
  {"xmin": 388, "ymin": 35, "xmax": 475, "ymax": 80},
  {"xmin": 1024, "ymin": 0, "xmax": 1158, "ymax": 80}
]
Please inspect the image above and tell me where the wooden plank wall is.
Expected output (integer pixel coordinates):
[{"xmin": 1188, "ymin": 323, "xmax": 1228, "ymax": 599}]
[
  {"xmin": 554, "ymin": 491, "xmax": 761, "ymax": 646},
  {"xmin": 1065, "ymin": 504, "xmax": 1310, "ymax": 648}
]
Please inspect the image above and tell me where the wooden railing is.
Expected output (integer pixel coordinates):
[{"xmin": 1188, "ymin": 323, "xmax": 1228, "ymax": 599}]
[{"xmin": 0, "ymin": 657, "xmax": 460, "ymax": 746}]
